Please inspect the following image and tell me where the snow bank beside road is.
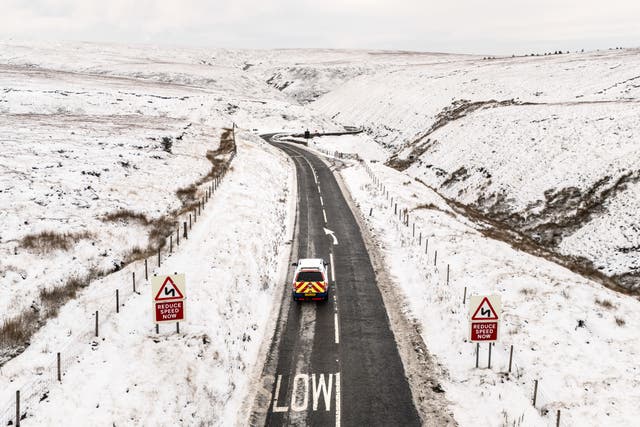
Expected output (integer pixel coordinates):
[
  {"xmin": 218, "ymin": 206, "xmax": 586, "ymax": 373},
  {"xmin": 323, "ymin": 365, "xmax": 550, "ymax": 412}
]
[{"xmin": 0, "ymin": 132, "xmax": 295, "ymax": 426}]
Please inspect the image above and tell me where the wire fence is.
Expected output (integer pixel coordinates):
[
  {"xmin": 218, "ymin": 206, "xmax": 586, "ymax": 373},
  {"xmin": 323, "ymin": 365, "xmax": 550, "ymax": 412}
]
[
  {"xmin": 0, "ymin": 127, "xmax": 237, "ymax": 426},
  {"xmin": 359, "ymin": 159, "xmax": 570, "ymax": 426}
]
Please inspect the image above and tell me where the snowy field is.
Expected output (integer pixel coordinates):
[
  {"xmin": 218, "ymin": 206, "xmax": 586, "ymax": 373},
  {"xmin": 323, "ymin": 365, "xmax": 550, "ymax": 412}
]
[{"xmin": 1, "ymin": 39, "xmax": 639, "ymax": 426}]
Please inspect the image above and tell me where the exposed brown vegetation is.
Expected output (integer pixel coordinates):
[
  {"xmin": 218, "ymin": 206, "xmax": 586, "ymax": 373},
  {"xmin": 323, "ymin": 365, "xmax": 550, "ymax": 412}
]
[
  {"xmin": 0, "ymin": 310, "xmax": 40, "ymax": 350},
  {"xmin": 615, "ymin": 317, "xmax": 626, "ymax": 326},
  {"xmin": 595, "ymin": 298, "xmax": 615, "ymax": 309},
  {"xmin": 386, "ymin": 99, "xmax": 527, "ymax": 171},
  {"xmin": 1, "ymin": 267, "xmax": 106, "ymax": 360},
  {"xmin": 413, "ymin": 203, "xmax": 440, "ymax": 211},
  {"xmin": 21, "ymin": 230, "xmax": 93, "ymax": 253},
  {"xmin": 2, "ymin": 127, "xmax": 238, "ymax": 366},
  {"xmin": 414, "ymin": 177, "xmax": 637, "ymax": 296},
  {"xmin": 103, "ymin": 209, "xmax": 150, "ymax": 225}
]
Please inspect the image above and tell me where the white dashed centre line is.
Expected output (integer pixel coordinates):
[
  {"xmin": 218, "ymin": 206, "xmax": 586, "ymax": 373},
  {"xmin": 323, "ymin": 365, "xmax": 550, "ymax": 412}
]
[
  {"xmin": 335, "ymin": 372, "xmax": 341, "ymax": 427},
  {"xmin": 334, "ymin": 313, "xmax": 340, "ymax": 344},
  {"xmin": 323, "ymin": 209, "xmax": 327, "ymax": 223},
  {"xmin": 330, "ymin": 253, "xmax": 335, "ymax": 284}
]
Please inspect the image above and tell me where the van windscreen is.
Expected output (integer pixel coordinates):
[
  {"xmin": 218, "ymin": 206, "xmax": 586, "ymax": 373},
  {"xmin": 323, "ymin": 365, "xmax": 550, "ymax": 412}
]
[{"xmin": 296, "ymin": 271, "xmax": 324, "ymax": 282}]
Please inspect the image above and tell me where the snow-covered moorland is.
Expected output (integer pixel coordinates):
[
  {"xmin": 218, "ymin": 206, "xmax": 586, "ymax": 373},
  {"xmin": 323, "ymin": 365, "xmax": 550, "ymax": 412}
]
[
  {"xmin": 0, "ymin": 40, "xmax": 327, "ymax": 424},
  {"xmin": 1, "ymin": 39, "xmax": 639, "ymax": 426},
  {"xmin": 312, "ymin": 49, "xmax": 640, "ymax": 293}
]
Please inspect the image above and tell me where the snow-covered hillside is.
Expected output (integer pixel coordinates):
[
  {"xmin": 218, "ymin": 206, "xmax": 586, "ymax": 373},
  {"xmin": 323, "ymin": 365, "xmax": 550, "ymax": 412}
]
[
  {"xmin": 311, "ymin": 49, "xmax": 640, "ymax": 292},
  {"xmin": 2, "ymin": 39, "xmax": 639, "ymax": 426}
]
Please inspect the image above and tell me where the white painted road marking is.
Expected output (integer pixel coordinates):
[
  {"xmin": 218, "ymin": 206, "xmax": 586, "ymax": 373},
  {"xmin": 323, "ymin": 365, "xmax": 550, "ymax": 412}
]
[
  {"xmin": 330, "ymin": 252, "xmax": 335, "ymax": 284},
  {"xmin": 323, "ymin": 209, "xmax": 328, "ymax": 223},
  {"xmin": 271, "ymin": 373, "xmax": 337, "ymax": 413},
  {"xmin": 312, "ymin": 374, "xmax": 333, "ymax": 411},
  {"xmin": 334, "ymin": 313, "xmax": 340, "ymax": 344},
  {"xmin": 272, "ymin": 375, "xmax": 289, "ymax": 412},
  {"xmin": 320, "ymin": 196, "xmax": 324, "ymax": 206},
  {"xmin": 336, "ymin": 372, "xmax": 341, "ymax": 427},
  {"xmin": 291, "ymin": 374, "xmax": 310, "ymax": 412},
  {"xmin": 323, "ymin": 227, "xmax": 338, "ymax": 245}
]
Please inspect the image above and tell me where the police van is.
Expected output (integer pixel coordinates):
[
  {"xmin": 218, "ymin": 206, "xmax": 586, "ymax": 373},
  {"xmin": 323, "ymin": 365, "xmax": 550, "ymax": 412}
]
[{"xmin": 291, "ymin": 258, "xmax": 329, "ymax": 302}]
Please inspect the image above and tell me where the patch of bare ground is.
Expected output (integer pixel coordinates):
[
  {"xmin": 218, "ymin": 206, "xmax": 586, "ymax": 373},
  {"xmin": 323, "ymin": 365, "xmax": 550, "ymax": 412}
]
[
  {"xmin": 414, "ymin": 177, "xmax": 638, "ymax": 296},
  {"xmin": 1, "ymin": 129, "xmax": 237, "ymax": 366},
  {"xmin": 386, "ymin": 99, "xmax": 528, "ymax": 171}
]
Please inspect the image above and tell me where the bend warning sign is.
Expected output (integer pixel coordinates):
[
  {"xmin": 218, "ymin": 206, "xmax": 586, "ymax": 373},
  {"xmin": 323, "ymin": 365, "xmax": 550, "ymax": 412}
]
[
  {"xmin": 471, "ymin": 297, "xmax": 499, "ymax": 320},
  {"xmin": 154, "ymin": 276, "xmax": 185, "ymax": 301},
  {"xmin": 469, "ymin": 295, "xmax": 501, "ymax": 342},
  {"xmin": 152, "ymin": 274, "xmax": 186, "ymax": 323}
]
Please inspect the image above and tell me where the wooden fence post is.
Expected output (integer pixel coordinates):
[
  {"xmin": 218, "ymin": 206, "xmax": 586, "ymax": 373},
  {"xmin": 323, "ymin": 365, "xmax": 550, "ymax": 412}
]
[
  {"xmin": 369, "ymin": 207, "xmax": 372, "ymax": 216},
  {"xmin": 419, "ymin": 232, "xmax": 422, "ymax": 246},
  {"xmin": 132, "ymin": 272, "xmax": 136, "ymax": 293},
  {"xmin": 57, "ymin": 352, "xmax": 61, "ymax": 382},
  {"xmin": 446, "ymin": 264, "xmax": 450, "ymax": 285},
  {"xmin": 475, "ymin": 343, "xmax": 479, "ymax": 368},
  {"xmin": 116, "ymin": 289, "xmax": 119, "ymax": 313},
  {"xmin": 556, "ymin": 410, "xmax": 561, "ymax": 427},
  {"xmin": 434, "ymin": 250, "xmax": 438, "ymax": 266},
  {"xmin": 170, "ymin": 235, "xmax": 173, "ymax": 254},
  {"xmin": 157, "ymin": 246, "xmax": 161, "ymax": 267},
  {"xmin": 425, "ymin": 239, "xmax": 429, "ymax": 255},
  {"xmin": 508, "ymin": 345, "xmax": 514, "ymax": 373},
  {"xmin": 532, "ymin": 380, "xmax": 539, "ymax": 407},
  {"xmin": 145, "ymin": 259, "xmax": 148, "ymax": 281},
  {"xmin": 463, "ymin": 286, "xmax": 467, "ymax": 305},
  {"xmin": 15, "ymin": 390, "xmax": 20, "ymax": 427},
  {"xmin": 189, "ymin": 214, "xmax": 192, "ymax": 230},
  {"xmin": 176, "ymin": 227, "xmax": 180, "ymax": 246},
  {"xmin": 183, "ymin": 221, "xmax": 188, "ymax": 239},
  {"xmin": 488, "ymin": 343, "xmax": 492, "ymax": 369},
  {"xmin": 95, "ymin": 311, "xmax": 99, "ymax": 337}
]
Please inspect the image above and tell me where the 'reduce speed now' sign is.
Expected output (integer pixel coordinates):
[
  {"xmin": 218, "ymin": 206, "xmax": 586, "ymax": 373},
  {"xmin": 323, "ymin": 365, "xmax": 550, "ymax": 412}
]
[
  {"xmin": 152, "ymin": 274, "xmax": 186, "ymax": 323},
  {"xmin": 469, "ymin": 295, "xmax": 501, "ymax": 342}
]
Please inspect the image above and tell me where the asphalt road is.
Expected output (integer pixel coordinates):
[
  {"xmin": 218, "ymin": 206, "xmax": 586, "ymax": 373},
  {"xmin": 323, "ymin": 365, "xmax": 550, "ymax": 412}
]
[{"xmin": 257, "ymin": 136, "xmax": 421, "ymax": 426}]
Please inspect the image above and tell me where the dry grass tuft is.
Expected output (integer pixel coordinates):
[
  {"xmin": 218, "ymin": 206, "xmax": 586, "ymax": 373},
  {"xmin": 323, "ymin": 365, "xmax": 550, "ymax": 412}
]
[
  {"xmin": 615, "ymin": 317, "xmax": 626, "ymax": 326},
  {"xmin": 414, "ymin": 203, "xmax": 439, "ymax": 211},
  {"xmin": 176, "ymin": 185, "xmax": 198, "ymax": 204},
  {"xmin": 1, "ymin": 267, "xmax": 107, "ymax": 354},
  {"xmin": 103, "ymin": 209, "xmax": 150, "ymax": 225},
  {"xmin": 21, "ymin": 230, "xmax": 92, "ymax": 253},
  {"xmin": 519, "ymin": 288, "xmax": 536, "ymax": 296},
  {"xmin": 0, "ymin": 310, "xmax": 40, "ymax": 348},
  {"xmin": 595, "ymin": 298, "xmax": 615, "ymax": 309}
]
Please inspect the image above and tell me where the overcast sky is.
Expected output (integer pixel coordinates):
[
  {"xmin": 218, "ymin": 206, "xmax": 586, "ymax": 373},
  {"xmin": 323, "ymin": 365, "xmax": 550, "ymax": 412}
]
[{"xmin": 2, "ymin": 0, "xmax": 639, "ymax": 54}]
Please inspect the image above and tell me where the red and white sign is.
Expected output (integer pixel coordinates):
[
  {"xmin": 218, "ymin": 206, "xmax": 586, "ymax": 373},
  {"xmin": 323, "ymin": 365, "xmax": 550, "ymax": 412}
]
[
  {"xmin": 469, "ymin": 295, "xmax": 501, "ymax": 342},
  {"xmin": 152, "ymin": 274, "xmax": 186, "ymax": 323},
  {"xmin": 154, "ymin": 276, "xmax": 185, "ymax": 301},
  {"xmin": 471, "ymin": 322, "xmax": 498, "ymax": 341},
  {"xmin": 155, "ymin": 300, "xmax": 185, "ymax": 322}
]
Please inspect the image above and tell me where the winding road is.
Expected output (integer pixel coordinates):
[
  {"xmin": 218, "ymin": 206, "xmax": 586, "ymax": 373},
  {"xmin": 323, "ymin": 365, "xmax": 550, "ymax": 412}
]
[{"xmin": 252, "ymin": 136, "xmax": 421, "ymax": 426}]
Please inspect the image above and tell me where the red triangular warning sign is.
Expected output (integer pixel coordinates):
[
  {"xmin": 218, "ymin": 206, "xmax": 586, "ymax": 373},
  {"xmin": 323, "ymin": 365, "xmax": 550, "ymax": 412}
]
[
  {"xmin": 155, "ymin": 276, "xmax": 184, "ymax": 301},
  {"xmin": 471, "ymin": 297, "xmax": 498, "ymax": 320}
]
